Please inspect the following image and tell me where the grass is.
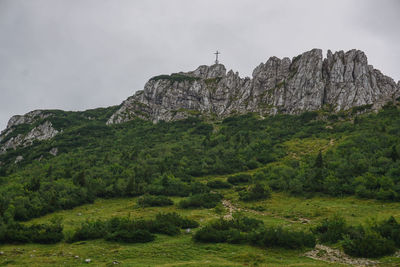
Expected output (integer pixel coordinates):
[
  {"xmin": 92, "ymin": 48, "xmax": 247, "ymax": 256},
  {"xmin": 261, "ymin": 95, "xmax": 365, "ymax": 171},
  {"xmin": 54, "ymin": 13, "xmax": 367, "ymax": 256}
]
[{"xmin": 3, "ymin": 189, "xmax": 400, "ymax": 266}]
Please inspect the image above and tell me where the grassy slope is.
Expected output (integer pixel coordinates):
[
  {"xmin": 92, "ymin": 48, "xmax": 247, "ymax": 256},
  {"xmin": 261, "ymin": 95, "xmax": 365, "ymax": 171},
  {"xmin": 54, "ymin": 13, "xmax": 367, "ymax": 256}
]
[
  {"xmin": 1, "ymin": 105, "xmax": 400, "ymax": 266},
  {"xmin": 2, "ymin": 187, "xmax": 400, "ymax": 266}
]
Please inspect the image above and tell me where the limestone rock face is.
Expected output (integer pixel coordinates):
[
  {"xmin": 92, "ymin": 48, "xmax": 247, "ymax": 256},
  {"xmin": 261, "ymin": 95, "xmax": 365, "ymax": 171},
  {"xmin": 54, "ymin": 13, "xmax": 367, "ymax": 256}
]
[
  {"xmin": 107, "ymin": 49, "xmax": 399, "ymax": 124},
  {"xmin": 0, "ymin": 111, "xmax": 59, "ymax": 154},
  {"xmin": 323, "ymin": 49, "xmax": 398, "ymax": 110}
]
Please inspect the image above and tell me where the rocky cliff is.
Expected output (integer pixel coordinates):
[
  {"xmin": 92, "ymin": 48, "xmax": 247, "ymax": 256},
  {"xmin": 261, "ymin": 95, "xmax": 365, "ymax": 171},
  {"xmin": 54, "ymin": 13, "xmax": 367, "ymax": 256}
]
[
  {"xmin": 1, "ymin": 48, "xmax": 399, "ymax": 154},
  {"xmin": 0, "ymin": 110, "xmax": 59, "ymax": 154},
  {"xmin": 107, "ymin": 49, "xmax": 400, "ymax": 124}
]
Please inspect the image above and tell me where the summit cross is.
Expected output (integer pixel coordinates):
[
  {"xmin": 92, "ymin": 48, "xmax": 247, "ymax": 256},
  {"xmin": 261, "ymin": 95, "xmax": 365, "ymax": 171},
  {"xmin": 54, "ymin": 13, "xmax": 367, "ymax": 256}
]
[{"xmin": 214, "ymin": 50, "xmax": 220, "ymax": 64}]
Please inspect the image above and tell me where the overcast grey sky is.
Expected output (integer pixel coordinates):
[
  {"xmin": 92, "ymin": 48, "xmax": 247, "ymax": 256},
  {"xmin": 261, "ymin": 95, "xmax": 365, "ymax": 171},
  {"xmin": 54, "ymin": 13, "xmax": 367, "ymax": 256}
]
[{"xmin": 0, "ymin": 0, "xmax": 399, "ymax": 130}]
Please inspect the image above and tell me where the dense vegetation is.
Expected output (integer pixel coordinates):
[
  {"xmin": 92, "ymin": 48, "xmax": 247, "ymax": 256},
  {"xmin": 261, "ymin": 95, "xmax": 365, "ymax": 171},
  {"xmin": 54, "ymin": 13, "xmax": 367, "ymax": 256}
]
[
  {"xmin": 68, "ymin": 212, "xmax": 198, "ymax": 243},
  {"xmin": 194, "ymin": 214, "xmax": 315, "ymax": 249},
  {"xmin": 0, "ymin": 102, "xmax": 399, "ymax": 254},
  {"xmin": 313, "ymin": 215, "xmax": 400, "ymax": 258}
]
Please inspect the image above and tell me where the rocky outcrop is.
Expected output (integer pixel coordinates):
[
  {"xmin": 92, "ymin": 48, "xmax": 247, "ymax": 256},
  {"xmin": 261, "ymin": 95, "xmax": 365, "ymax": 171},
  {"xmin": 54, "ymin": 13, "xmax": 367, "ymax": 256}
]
[
  {"xmin": 107, "ymin": 49, "xmax": 399, "ymax": 124},
  {"xmin": 0, "ymin": 116, "xmax": 59, "ymax": 154}
]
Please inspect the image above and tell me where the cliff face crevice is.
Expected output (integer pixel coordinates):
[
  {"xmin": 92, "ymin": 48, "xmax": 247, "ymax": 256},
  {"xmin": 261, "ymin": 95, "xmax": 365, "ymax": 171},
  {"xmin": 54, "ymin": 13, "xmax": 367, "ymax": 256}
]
[{"xmin": 107, "ymin": 49, "xmax": 399, "ymax": 124}]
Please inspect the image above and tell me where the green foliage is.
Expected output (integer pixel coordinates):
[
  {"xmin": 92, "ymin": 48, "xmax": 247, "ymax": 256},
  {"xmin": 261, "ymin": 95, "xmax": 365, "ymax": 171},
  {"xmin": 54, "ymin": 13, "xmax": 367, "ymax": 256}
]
[
  {"xmin": 312, "ymin": 215, "xmax": 348, "ymax": 244},
  {"xmin": 342, "ymin": 229, "xmax": 396, "ymax": 258},
  {"xmin": 0, "ymin": 218, "xmax": 63, "ymax": 244},
  {"xmin": 249, "ymin": 226, "xmax": 316, "ymax": 249},
  {"xmin": 207, "ymin": 179, "xmax": 232, "ymax": 189},
  {"xmin": 239, "ymin": 182, "xmax": 271, "ymax": 201},
  {"xmin": 137, "ymin": 194, "xmax": 173, "ymax": 207},
  {"xmin": 1, "ymin": 103, "xmax": 400, "ymax": 227},
  {"xmin": 228, "ymin": 173, "xmax": 252, "ymax": 185},
  {"xmin": 69, "ymin": 212, "xmax": 198, "ymax": 244},
  {"xmin": 194, "ymin": 215, "xmax": 315, "ymax": 249},
  {"xmin": 314, "ymin": 215, "xmax": 400, "ymax": 258},
  {"xmin": 150, "ymin": 73, "xmax": 200, "ymax": 83}
]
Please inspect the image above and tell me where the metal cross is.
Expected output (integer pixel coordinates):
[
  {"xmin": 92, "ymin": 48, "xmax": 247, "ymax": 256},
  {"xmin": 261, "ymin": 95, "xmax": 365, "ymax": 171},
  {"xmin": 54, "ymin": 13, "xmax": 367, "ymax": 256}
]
[{"xmin": 214, "ymin": 50, "xmax": 220, "ymax": 64}]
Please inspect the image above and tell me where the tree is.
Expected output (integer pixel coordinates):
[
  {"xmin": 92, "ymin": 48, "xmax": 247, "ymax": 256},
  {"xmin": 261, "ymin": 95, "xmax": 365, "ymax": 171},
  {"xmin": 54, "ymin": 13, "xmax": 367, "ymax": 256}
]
[
  {"xmin": 73, "ymin": 171, "xmax": 86, "ymax": 187},
  {"xmin": 314, "ymin": 150, "xmax": 323, "ymax": 168},
  {"xmin": 125, "ymin": 176, "xmax": 135, "ymax": 196},
  {"xmin": 27, "ymin": 176, "xmax": 40, "ymax": 192},
  {"xmin": 390, "ymin": 145, "xmax": 399, "ymax": 162}
]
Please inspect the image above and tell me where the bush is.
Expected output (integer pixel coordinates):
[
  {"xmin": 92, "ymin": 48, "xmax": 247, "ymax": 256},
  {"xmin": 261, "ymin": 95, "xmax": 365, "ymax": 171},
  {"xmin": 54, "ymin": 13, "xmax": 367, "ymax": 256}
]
[
  {"xmin": 373, "ymin": 216, "xmax": 400, "ymax": 247},
  {"xmin": 190, "ymin": 182, "xmax": 210, "ymax": 194},
  {"xmin": 193, "ymin": 215, "xmax": 260, "ymax": 244},
  {"xmin": 342, "ymin": 230, "xmax": 396, "ymax": 258},
  {"xmin": 239, "ymin": 183, "xmax": 271, "ymax": 201},
  {"xmin": 69, "ymin": 213, "xmax": 199, "ymax": 243},
  {"xmin": 227, "ymin": 174, "xmax": 252, "ymax": 185},
  {"xmin": 67, "ymin": 220, "xmax": 106, "ymax": 243},
  {"xmin": 137, "ymin": 194, "xmax": 173, "ymax": 207},
  {"xmin": 194, "ymin": 225, "xmax": 244, "ymax": 243},
  {"xmin": 178, "ymin": 193, "xmax": 223, "ymax": 209},
  {"xmin": 149, "ymin": 212, "xmax": 199, "ymax": 236},
  {"xmin": 207, "ymin": 179, "xmax": 232, "ymax": 189},
  {"xmin": 194, "ymin": 216, "xmax": 314, "ymax": 249},
  {"xmin": 313, "ymin": 215, "xmax": 348, "ymax": 244},
  {"xmin": 250, "ymin": 226, "xmax": 316, "ymax": 249},
  {"xmin": 1, "ymin": 219, "xmax": 64, "ymax": 244}
]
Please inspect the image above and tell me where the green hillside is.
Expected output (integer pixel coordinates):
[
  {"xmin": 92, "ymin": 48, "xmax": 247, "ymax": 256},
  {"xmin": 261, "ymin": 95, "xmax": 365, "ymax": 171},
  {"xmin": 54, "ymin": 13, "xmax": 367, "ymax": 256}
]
[{"xmin": 1, "ymin": 101, "xmax": 400, "ymax": 266}]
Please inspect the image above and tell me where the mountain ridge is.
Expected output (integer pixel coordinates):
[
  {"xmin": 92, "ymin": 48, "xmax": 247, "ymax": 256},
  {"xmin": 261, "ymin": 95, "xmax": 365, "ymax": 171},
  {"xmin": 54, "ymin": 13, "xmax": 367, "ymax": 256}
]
[
  {"xmin": 1, "ymin": 48, "xmax": 399, "ymax": 153},
  {"xmin": 107, "ymin": 48, "xmax": 400, "ymax": 124}
]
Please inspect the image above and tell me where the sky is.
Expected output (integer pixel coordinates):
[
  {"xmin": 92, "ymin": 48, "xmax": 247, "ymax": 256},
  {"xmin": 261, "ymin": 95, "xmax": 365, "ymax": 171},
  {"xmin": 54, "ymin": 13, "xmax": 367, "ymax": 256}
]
[{"xmin": 0, "ymin": 0, "xmax": 399, "ymax": 130}]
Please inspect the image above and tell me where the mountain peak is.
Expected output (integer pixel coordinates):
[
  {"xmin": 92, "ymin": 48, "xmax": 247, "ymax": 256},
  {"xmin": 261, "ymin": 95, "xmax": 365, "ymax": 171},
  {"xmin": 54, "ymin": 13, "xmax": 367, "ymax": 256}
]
[{"xmin": 106, "ymin": 48, "xmax": 399, "ymax": 125}]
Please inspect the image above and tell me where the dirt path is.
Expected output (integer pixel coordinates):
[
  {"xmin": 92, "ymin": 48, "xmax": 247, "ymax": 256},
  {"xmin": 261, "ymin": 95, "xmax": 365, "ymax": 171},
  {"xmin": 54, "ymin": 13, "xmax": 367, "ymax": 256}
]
[{"xmin": 305, "ymin": 244, "xmax": 379, "ymax": 266}]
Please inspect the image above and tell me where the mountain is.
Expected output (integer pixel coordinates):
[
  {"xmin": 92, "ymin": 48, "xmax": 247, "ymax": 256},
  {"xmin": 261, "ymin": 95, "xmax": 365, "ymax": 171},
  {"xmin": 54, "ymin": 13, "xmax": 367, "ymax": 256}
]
[
  {"xmin": 1, "ymin": 49, "xmax": 399, "ymax": 153},
  {"xmin": 1, "ymin": 49, "xmax": 400, "ymax": 265},
  {"xmin": 107, "ymin": 48, "xmax": 400, "ymax": 124}
]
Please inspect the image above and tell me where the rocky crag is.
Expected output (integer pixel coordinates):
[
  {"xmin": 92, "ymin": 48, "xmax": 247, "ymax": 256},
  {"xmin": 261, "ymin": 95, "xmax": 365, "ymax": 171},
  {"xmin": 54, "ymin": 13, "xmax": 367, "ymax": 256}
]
[
  {"xmin": 1, "ymin": 48, "xmax": 399, "ymax": 153},
  {"xmin": 0, "ymin": 110, "xmax": 59, "ymax": 154},
  {"xmin": 107, "ymin": 48, "xmax": 400, "ymax": 124}
]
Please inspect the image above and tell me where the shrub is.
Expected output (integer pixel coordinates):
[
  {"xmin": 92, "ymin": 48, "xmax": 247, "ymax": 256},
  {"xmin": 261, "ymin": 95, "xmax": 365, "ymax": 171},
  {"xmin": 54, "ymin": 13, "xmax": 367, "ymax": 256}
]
[
  {"xmin": 67, "ymin": 220, "xmax": 106, "ymax": 243},
  {"xmin": 250, "ymin": 226, "xmax": 316, "ymax": 249},
  {"xmin": 193, "ymin": 225, "xmax": 244, "ymax": 243},
  {"xmin": 137, "ymin": 194, "xmax": 173, "ymax": 207},
  {"xmin": 342, "ymin": 229, "xmax": 396, "ymax": 258},
  {"xmin": 313, "ymin": 215, "xmax": 348, "ymax": 244},
  {"xmin": 239, "ymin": 183, "xmax": 271, "ymax": 201},
  {"xmin": 373, "ymin": 216, "xmax": 400, "ymax": 247},
  {"xmin": 69, "ymin": 213, "xmax": 199, "ymax": 243},
  {"xmin": 190, "ymin": 182, "xmax": 210, "ymax": 194},
  {"xmin": 178, "ymin": 193, "xmax": 223, "ymax": 209},
  {"xmin": 1, "ymin": 220, "xmax": 64, "ymax": 244},
  {"xmin": 149, "ymin": 212, "xmax": 199, "ymax": 236},
  {"xmin": 227, "ymin": 174, "xmax": 252, "ymax": 185},
  {"xmin": 194, "ymin": 216, "xmax": 314, "ymax": 249},
  {"xmin": 207, "ymin": 179, "xmax": 232, "ymax": 189}
]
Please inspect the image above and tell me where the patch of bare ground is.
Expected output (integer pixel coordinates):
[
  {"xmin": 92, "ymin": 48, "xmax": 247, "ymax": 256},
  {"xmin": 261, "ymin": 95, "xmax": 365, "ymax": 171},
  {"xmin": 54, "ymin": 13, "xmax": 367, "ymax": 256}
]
[{"xmin": 305, "ymin": 244, "xmax": 379, "ymax": 266}]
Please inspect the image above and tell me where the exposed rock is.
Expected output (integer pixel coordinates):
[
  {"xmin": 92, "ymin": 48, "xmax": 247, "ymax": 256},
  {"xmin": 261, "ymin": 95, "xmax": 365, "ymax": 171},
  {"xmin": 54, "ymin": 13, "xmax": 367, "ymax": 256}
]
[
  {"xmin": 108, "ymin": 49, "xmax": 399, "ymax": 124},
  {"xmin": 15, "ymin": 156, "xmax": 23, "ymax": 164},
  {"xmin": 24, "ymin": 121, "xmax": 58, "ymax": 144},
  {"xmin": 0, "ymin": 121, "xmax": 59, "ymax": 154},
  {"xmin": 305, "ymin": 244, "xmax": 378, "ymax": 266},
  {"xmin": 6, "ymin": 110, "xmax": 49, "ymax": 129},
  {"xmin": 49, "ymin": 147, "xmax": 58, "ymax": 156},
  {"xmin": 85, "ymin": 258, "xmax": 91, "ymax": 263}
]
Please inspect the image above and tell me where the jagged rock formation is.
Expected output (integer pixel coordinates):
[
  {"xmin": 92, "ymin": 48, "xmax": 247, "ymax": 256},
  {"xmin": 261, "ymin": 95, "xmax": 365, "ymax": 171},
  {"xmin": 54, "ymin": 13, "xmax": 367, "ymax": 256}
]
[
  {"xmin": 1, "ymin": 48, "xmax": 399, "ymax": 152},
  {"xmin": 107, "ymin": 49, "xmax": 399, "ymax": 124},
  {"xmin": 0, "ymin": 111, "xmax": 59, "ymax": 154}
]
